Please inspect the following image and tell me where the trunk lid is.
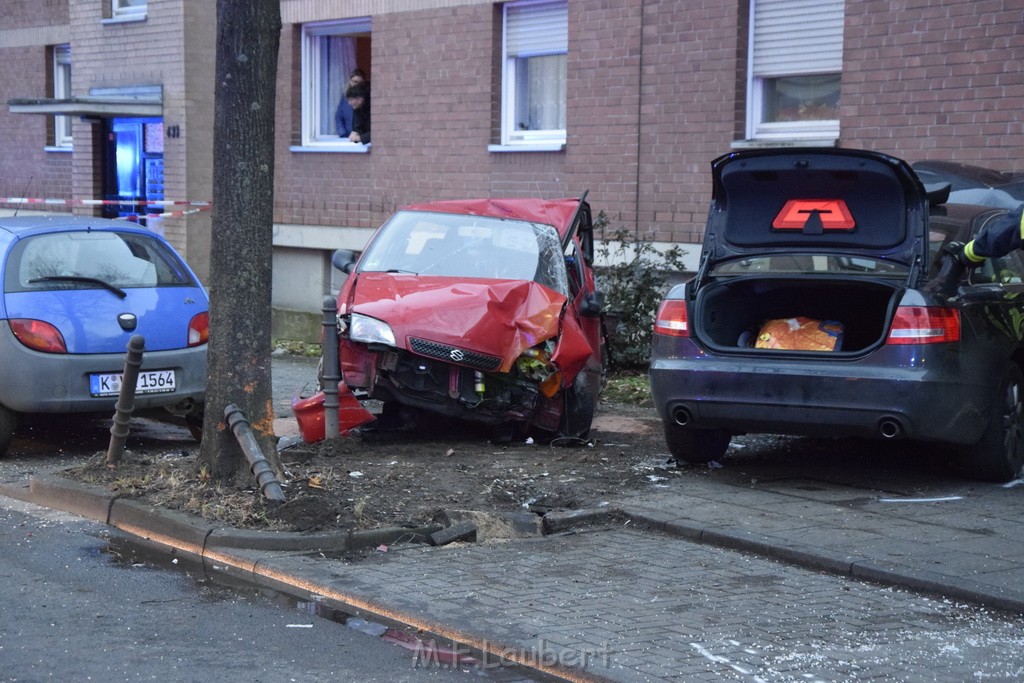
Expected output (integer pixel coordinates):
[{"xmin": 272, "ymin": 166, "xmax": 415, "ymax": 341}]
[{"xmin": 698, "ymin": 148, "xmax": 930, "ymax": 288}]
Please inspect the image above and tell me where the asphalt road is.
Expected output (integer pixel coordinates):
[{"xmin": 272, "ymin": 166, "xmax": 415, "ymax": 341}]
[{"xmin": 0, "ymin": 497, "xmax": 486, "ymax": 682}]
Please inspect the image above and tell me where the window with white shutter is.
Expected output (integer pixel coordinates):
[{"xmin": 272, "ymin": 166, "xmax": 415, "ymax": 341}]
[
  {"xmin": 747, "ymin": 0, "xmax": 844, "ymax": 141},
  {"xmin": 498, "ymin": 0, "xmax": 567, "ymax": 149}
]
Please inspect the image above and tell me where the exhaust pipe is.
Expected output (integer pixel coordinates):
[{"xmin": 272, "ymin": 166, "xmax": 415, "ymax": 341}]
[
  {"xmin": 671, "ymin": 405, "xmax": 692, "ymax": 427},
  {"xmin": 879, "ymin": 417, "xmax": 902, "ymax": 439}
]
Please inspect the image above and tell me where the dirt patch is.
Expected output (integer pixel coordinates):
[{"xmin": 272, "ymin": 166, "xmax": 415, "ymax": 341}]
[{"xmin": 65, "ymin": 402, "xmax": 676, "ymax": 533}]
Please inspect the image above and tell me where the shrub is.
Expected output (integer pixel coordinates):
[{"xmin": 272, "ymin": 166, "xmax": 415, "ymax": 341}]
[{"xmin": 595, "ymin": 212, "xmax": 688, "ymax": 370}]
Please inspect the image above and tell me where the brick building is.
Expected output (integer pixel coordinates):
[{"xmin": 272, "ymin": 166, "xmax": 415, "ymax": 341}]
[{"xmin": 2, "ymin": 0, "xmax": 1022, "ymax": 341}]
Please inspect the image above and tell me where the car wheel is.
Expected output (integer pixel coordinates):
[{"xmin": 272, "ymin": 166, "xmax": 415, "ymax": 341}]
[
  {"xmin": 0, "ymin": 405, "xmax": 16, "ymax": 457},
  {"xmin": 961, "ymin": 364, "xmax": 1024, "ymax": 483},
  {"xmin": 559, "ymin": 374, "xmax": 596, "ymax": 441},
  {"xmin": 663, "ymin": 421, "xmax": 731, "ymax": 465},
  {"xmin": 185, "ymin": 413, "xmax": 203, "ymax": 442}
]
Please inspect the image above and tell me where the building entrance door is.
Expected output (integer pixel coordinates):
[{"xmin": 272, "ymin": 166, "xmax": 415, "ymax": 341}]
[{"xmin": 103, "ymin": 117, "xmax": 164, "ymax": 224}]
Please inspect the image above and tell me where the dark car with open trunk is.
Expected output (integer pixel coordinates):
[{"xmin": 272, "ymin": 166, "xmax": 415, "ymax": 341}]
[{"xmin": 650, "ymin": 148, "xmax": 1024, "ymax": 482}]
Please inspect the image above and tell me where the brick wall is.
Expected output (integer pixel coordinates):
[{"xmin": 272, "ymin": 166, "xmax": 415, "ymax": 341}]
[{"xmin": 841, "ymin": 0, "xmax": 1024, "ymax": 170}]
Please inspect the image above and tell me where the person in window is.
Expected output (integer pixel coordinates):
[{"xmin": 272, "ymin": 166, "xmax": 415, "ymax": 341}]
[
  {"xmin": 345, "ymin": 81, "xmax": 371, "ymax": 144},
  {"xmin": 334, "ymin": 69, "xmax": 367, "ymax": 139}
]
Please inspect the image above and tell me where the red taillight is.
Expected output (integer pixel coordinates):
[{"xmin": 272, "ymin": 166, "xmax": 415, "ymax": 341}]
[
  {"xmin": 654, "ymin": 300, "xmax": 689, "ymax": 337},
  {"xmin": 886, "ymin": 306, "xmax": 960, "ymax": 345},
  {"xmin": 188, "ymin": 312, "xmax": 209, "ymax": 347},
  {"xmin": 9, "ymin": 319, "xmax": 67, "ymax": 353}
]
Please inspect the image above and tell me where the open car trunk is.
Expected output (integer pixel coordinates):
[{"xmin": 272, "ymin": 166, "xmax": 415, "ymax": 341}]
[{"xmin": 693, "ymin": 277, "xmax": 902, "ymax": 353}]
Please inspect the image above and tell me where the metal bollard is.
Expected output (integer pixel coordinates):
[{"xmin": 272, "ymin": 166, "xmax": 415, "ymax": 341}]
[
  {"xmin": 224, "ymin": 403, "xmax": 286, "ymax": 502},
  {"xmin": 321, "ymin": 295, "xmax": 341, "ymax": 439},
  {"xmin": 106, "ymin": 334, "xmax": 145, "ymax": 467}
]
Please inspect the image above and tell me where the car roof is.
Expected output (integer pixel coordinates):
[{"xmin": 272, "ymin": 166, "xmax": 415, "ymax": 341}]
[
  {"xmin": 704, "ymin": 148, "xmax": 929, "ymax": 269},
  {"xmin": 0, "ymin": 214, "xmax": 149, "ymax": 239},
  {"xmin": 397, "ymin": 198, "xmax": 587, "ymax": 239}
]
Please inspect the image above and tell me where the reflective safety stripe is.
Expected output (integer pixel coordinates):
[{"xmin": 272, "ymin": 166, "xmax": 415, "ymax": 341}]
[{"xmin": 963, "ymin": 240, "xmax": 985, "ymax": 263}]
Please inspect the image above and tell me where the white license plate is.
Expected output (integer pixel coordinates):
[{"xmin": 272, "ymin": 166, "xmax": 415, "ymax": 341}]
[{"xmin": 89, "ymin": 369, "xmax": 176, "ymax": 397}]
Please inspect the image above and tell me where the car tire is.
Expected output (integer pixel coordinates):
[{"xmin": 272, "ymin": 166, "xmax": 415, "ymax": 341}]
[
  {"xmin": 559, "ymin": 374, "xmax": 596, "ymax": 441},
  {"xmin": 663, "ymin": 421, "xmax": 731, "ymax": 465},
  {"xmin": 185, "ymin": 413, "xmax": 203, "ymax": 442},
  {"xmin": 0, "ymin": 405, "xmax": 15, "ymax": 457},
  {"xmin": 961, "ymin": 363, "xmax": 1024, "ymax": 483}
]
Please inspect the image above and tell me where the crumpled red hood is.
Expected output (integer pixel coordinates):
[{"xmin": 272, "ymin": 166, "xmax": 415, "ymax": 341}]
[{"xmin": 348, "ymin": 274, "xmax": 567, "ymax": 372}]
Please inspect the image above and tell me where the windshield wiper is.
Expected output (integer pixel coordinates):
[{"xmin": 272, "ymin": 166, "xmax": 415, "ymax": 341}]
[{"xmin": 29, "ymin": 275, "xmax": 127, "ymax": 299}]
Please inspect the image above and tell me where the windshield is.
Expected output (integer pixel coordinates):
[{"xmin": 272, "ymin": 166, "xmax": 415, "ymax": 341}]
[
  {"xmin": 4, "ymin": 230, "xmax": 196, "ymax": 293},
  {"xmin": 357, "ymin": 210, "xmax": 570, "ymax": 295},
  {"xmin": 712, "ymin": 255, "xmax": 909, "ymax": 276}
]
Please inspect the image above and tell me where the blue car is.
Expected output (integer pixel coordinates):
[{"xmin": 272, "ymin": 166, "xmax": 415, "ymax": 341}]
[
  {"xmin": 0, "ymin": 215, "xmax": 208, "ymax": 455},
  {"xmin": 650, "ymin": 148, "xmax": 1024, "ymax": 482}
]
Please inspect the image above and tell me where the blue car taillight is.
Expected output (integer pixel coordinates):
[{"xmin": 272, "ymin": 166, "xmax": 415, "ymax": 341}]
[
  {"xmin": 188, "ymin": 312, "xmax": 209, "ymax": 347},
  {"xmin": 9, "ymin": 319, "xmax": 68, "ymax": 353},
  {"xmin": 886, "ymin": 306, "xmax": 960, "ymax": 344}
]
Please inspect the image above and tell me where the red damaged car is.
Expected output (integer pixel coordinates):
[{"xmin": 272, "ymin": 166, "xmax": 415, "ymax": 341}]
[{"xmin": 306, "ymin": 196, "xmax": 605, "ymax": 441}]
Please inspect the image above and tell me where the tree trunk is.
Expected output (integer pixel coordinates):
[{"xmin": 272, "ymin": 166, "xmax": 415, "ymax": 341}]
[{"xmin": 199, "ymin": 0, "xmax": 282, "ymax": 482}]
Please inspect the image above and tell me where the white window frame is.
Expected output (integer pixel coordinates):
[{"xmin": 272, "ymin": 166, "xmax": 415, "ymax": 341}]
[
  {"xmin": 112, "ymin": 0, "xmax": 146, "ymax": 19},
  {"xmin": 496, "ymin": 0, "xmax": 567, "ymax": 150},
  {"xmin": 746, "ymin": 0, "xmax": 843, "ymax": 142},
  {"xmin": 298, "ymin": 18, "xmax": 371, "ymax": 151},
  {"xmin": 53, "ymin": 45, "xmax": 72, "ymax": 148}
]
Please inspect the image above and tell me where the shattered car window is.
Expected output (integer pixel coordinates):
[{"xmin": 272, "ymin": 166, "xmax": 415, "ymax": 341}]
[{"xmin": 358, "ymin": 210, "xmax": 570, "ymax": 295}]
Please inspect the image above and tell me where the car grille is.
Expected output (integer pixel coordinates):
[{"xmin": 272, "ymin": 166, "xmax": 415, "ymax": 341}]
[{"xmin": 409, "ymin": 338, "xmax": 502, "ymax": 371}]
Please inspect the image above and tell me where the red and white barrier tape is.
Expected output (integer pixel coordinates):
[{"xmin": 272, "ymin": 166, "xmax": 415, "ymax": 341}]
[
  {"xmin": 0, "ymin": 197, "xmax": 211, "ymax": 208},
  {"xmin": 0, "ymin": 196, "xmax": 212, "ymax": 220}
]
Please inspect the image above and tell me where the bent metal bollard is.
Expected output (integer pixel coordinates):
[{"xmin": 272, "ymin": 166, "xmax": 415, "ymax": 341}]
[
  {"xmin": 106, "ymin": 334, "xmax": 145, "ymax": 467},
  {"xmin": 321, "ymin": 295, "xmax": 341, "ymax": 439},
  {"xmin": 223, "ymin": 403, "xmax": 286, "ymax": 502}
]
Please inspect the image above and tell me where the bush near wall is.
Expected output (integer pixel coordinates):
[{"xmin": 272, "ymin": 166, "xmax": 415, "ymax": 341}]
[{"xmin": 595, "ymin": 212, "xmax": 688, "ymax": 371}]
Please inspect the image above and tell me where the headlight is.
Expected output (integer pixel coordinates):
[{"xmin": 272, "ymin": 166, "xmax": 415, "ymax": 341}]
[{"xmin": 348, "ymin": 313, "xmax": 396, "ymax": 346}]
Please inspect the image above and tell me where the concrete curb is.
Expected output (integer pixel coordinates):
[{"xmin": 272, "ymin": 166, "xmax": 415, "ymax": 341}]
[
  {"xmin": 6, "ymin": 474, "xmax": 1023, "ymax": 623},
  {"xmin": 617, "ymin": 505, "xmax": 1024, "ymax": 615}
]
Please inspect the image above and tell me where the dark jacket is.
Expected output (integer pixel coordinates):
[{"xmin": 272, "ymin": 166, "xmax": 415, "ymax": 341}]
[
  {"xmin": 351, "ymin": 94, "xmax": 371, "ymax": 144},
  {"xmin": 964, "ymin": 203, "xmax": 1024, "ymax": 263}
]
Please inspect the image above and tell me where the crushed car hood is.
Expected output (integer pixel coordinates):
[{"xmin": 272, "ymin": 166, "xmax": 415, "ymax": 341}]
[
  {"xmin": 706, "ymin": 148, "xmax": 929, "ymax": 270},
  {"xmin": 348, "ymin": 274, "xmax": 567, "ymax": 372}
]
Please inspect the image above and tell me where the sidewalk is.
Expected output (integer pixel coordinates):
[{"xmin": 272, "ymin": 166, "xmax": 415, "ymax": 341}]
[{"xmin": 2, "ymin": 455, "xmax": 1023, "ymax": 682}]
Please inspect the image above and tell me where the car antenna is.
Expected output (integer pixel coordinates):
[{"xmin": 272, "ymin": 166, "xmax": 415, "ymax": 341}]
[{"xmin": 13, "ymin": 175, "xmax": 33, "ymax": 217}]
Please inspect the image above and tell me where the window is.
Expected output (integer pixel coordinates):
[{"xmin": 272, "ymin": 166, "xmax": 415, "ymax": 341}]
[
  {"xmin": 300, "ymin": 18, "xmax": 371, "ymax": 148},
  {"xmin": 747, "ymin": 0, "xmax": 843, "ymax": 141},
  {"xmin": 53, "ymin": 45, "xmax": 71, "ymax": 148},
  {"xmin": 499, "ymin": 0, "xmax": 567, "ymax": 148},
  {"xmin": 112, "ymin": 0, "xmax": 146, "ymax": 19}
]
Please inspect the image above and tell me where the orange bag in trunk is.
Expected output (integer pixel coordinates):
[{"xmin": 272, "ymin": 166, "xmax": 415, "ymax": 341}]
[{"xmin": 755, "ymin": 317, "xmax": 844, "ymax": 351}]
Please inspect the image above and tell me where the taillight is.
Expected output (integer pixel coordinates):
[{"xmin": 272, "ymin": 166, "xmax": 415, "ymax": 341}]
[
  {"xmin": 886, "ymin": 306, "xmax": 960, "ymax": 344},
  {"xmin": 654, "ymin": 300, "xmax": 689, "ymax": 337},
  {"xmin": 9, "ymin": 319, "xmax": 67, "ymax": 353},
  {"xmin": 188, "ymin": 312, "xmax": 209, "ymax": 347}
]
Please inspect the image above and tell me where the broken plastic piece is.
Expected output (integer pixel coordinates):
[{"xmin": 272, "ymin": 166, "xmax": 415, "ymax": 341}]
[{"xmin": 291, "ymin": 385, "xmax": 375, "ymax": 443}]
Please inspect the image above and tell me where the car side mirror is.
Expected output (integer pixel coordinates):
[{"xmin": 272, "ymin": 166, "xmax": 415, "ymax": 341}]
[
  {"xmin": 580, "ymin": 290, "xmax": 604, "ymax": 317},
  {"xmin": 331, "ymin": 249, "xmax": 356, "ymax": 274}
]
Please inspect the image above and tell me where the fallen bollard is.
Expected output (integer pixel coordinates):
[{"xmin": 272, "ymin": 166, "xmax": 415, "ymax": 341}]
[
  {"xmin": 223, "ymin": 403, "xmax": 287, "ymax": 502},
  {"xmin": 106, "ymin": 334, "xmax": 145, "ymax": 467}
]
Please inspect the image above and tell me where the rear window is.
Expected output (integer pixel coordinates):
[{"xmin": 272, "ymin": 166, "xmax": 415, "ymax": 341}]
[
  {"xmin": 4, "ymin": 230, "xmax": 196, "ymax": 293},
  {"xmin": 712, "ymin": 255, "xmax": 908, "ymax": 276}
]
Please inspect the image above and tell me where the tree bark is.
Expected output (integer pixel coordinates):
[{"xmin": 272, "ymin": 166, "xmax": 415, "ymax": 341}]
[{"xmin": 199, "ymin": 0, "xmax": 282, "ymax": 482}]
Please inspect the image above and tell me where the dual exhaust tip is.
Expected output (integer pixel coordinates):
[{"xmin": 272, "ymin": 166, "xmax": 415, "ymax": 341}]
[{"xmin": 671, "ymin": 404, "xmax": 904, "ymax": 440}]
